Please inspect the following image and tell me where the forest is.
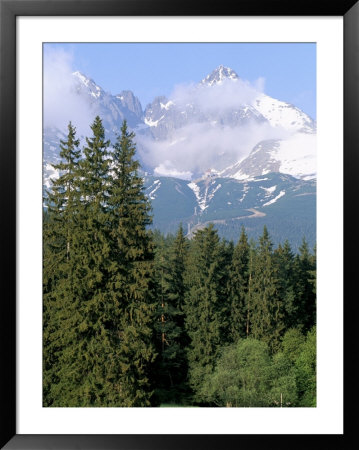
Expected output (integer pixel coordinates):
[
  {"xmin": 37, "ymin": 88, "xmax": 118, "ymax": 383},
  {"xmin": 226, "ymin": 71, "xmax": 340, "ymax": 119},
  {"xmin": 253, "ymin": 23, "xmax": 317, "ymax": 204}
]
[{"xmin": 43, "ymin": 117, "xmax": 316, "ymax": 407}]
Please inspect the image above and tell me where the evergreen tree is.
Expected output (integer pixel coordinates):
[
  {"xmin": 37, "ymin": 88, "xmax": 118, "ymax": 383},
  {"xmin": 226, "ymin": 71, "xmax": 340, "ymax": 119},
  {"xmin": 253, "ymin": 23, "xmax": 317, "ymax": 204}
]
[
  {"xmin": 294, "ymin": 238, "xmax": 316, "ymax": 332},
  {"xmin": 273, "ymin": 240, "xmax": 297, "ymax": 331},
  {"xmin": 245, "ymin": 238, "xmax": 257, "ymax": 338},
  {"xmin": 45, "ymin": 116, "xmax": 118, "ymax": 406},
  {"xmin": 308, "ymin": 244, "xmax": 317, "ymax": 296},
  {"xmin": 227, "ymin": 226, "xmax": 249, "ymax": 342},
  {"xmin": 154, "ymin": 224, "xmax": 189, "ymax": 404},
  {"xmin": 43, "ymin": 117, "xmax": 317, "ymax": 407},
  {"xmin": 249, "ymin": 226, "xmax": 284, "ymax": 352},
  {"xmin": 43, "ymin": 122, "xmax": 82, "ymax": 405},
  {"xmin": 184, "ymin": 224, "xmax": 229, "ymax": 403},
  {"xmin": 43, "ymin": 121, "xmax": 81, "ymax": 281},
  {"xmin": 44, "ymin": 118, "xmax": 157, "ymax": 406},
  {"xmin": 106, "ymin": 120, "xmax": 157, "ymax": 406}
]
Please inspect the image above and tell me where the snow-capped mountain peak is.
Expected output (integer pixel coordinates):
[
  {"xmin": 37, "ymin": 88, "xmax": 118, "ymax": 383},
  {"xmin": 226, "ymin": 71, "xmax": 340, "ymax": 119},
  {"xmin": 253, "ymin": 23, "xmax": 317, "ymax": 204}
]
[
  {"xmin": 72, "ymin": 71, "xmax": 104, "ymax": 99},
  {"xmin": 253, "ymin": 93, "xmax": 316, "ymax": 134},
  {"xmin": 201, "ymin": 65, "xmax": 239, "ymax": 86},
  {"xmin": 45, "ymin": 66, "xmax": 316, "ymax": 187},
  {"xmin": 220, "ymin": 133, "xmax": 317, "ymax": 181}
]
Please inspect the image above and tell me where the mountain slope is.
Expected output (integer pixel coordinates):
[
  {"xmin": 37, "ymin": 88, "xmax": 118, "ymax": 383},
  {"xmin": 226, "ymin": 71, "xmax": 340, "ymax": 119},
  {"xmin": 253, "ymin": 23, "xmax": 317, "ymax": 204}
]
[
  {"xmin": 254, "ymin": 93, "xmax": 316, "ymax": 134},
  {"xmin": 221, "ymin": 133, "xmax": 316, "ymax": 181},
  {"xmin": 144, "ymin": 172, "xmax": 316, "ymax": 249}
]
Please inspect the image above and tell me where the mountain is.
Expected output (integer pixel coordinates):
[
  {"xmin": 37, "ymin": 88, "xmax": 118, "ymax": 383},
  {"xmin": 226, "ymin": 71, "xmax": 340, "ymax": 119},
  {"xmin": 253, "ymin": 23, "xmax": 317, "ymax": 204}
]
[
  {"xmin": 200, "ymin": 65, "xmax": 239, "ymax": 85},
  {"xmin": 220, "ymin": 134, "xmax": 316, "ymax": 181},
  {"xmin": 43, "ymin": 71, "xmax": 145, "ymax": 185},
  {"xmin": 142, "ymin": 65, "xmax": 316, "ymax": 180},
  {"xmin": 143, "ymin": 66, "xmax": 268, "ymax": 144},
  {"xmin": 43, "ymin": 65, "xmax": 316, "ymax": 248},
  {"xmin": 72, "ymin": 71, "xmax": 144, "ymax": 132},
  {"xmin": 144, "ymin": 172, "xmax": 316, "ymax": 251}
]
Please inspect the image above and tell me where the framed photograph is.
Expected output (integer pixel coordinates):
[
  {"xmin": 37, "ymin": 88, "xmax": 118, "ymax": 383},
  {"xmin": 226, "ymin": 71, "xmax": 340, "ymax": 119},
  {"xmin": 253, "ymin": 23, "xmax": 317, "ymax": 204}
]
[{"xmin": 1, "ymin": 0, "xmax": 357, "ymax": 448}]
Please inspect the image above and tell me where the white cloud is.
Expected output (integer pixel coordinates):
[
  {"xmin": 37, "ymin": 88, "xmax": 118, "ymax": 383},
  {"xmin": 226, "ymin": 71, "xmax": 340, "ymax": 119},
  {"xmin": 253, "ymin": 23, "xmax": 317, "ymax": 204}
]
[
  {"xmin": 154, "ymin": 161, "xmax": 192, "ymax": 180},
  {"xmin": 137, "ymin": 76, "xmax": 290, "ymax": 180},
  {"xmin": 171, "ymin": 77, "xmax": 265, "ymax": 113},
  {"xmin": 43, "ymin": 48, "xmax": 98, "ymax": 136}
]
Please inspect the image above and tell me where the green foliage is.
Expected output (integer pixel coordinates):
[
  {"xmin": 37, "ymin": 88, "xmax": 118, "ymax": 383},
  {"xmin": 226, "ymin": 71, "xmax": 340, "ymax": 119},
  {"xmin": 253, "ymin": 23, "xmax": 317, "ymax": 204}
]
[
  {"xmin": 43, "ymin": 119, "xmax": 156, "ymax": 407},
  {"xmin": 273, "ymin": 241, "xmax": 297, "ymax": 329},
  {"xmin": 227, "ymin": 226, "xmax": 249, "ymax": 342},
  {"xmin": 268, "ymin": 352, "xmax": 298, "ymax": 407},
  {"xmin": 295, "ymin": 326, "xmax": 316, "ymax": 406},
  {"xmin": 294, "ymin": 239, "xmax": 316, "ymax": 332},
  {"xmin": 183, "ymin": 224, "xmax": 230, "ymax": 402},
  {"xmin": 153, "ymin": 224, "xmax": 190, "ymax": 404},
  {"xmin": 281, "ymin": 328, "xmax": 306, "ymax": 363},
  {"xmin": 203, "ymin": 339, "xmax": 272, "ymax": 407},
  {"xmin": 248, "ymin": 226, "xmax": 284, "ymax": 352},
  {"xmin": 43, "ymin": 117, "xmax": 316, "ymax": 408},
  {"xmin": 43, "ymin": 121, "xmax": 82, "ymax": 404},
  {"xmin": 202, "ymin": 329, "xmax": 315, "ymax": 408}
]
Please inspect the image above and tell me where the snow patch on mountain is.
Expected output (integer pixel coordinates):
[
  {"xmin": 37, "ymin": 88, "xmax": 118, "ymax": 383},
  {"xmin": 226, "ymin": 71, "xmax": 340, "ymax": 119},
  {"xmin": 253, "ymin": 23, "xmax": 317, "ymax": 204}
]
[
  {"xmin": 274, "ymin": 134, "xmax": 316, "ymax": 179},
  {"xmin": 188, "ymin": 182, "xmax": 207, "ymax": 211},
  {"xmin": 254, "ymin": 94, "xmax": 315, "ymax": 134},
  {"xmin": 145, "ymin": 116, "xmax": 164, "ymax": 127},
  {"xmin": 147, "ymin": 180, "xmax": 161, "ymax": 199},
  {"xmin": 160, "ymin": 100, "xmax": 174, "ymax": 110},
  {"xmin": 223, "ymin": 133, "xmax": 316, "ymax": 181},
  {"xmin": 208, "ymin": 183, "xmax": 221, "ymax": 201},
  {"xmin": 260, "ymin": 185, "xmax": 277, "ymax": 196},
  {"xmin": 263, "ymin": 190, "xmax": 286, "ymax": 206}
]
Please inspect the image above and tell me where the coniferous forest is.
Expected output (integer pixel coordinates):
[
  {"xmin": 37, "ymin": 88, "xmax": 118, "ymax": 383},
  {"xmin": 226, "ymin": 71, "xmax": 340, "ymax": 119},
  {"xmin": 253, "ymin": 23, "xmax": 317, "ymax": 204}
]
[{"xmin": 43, "ymin": 117, "xmax": 316, "ymax": 407}]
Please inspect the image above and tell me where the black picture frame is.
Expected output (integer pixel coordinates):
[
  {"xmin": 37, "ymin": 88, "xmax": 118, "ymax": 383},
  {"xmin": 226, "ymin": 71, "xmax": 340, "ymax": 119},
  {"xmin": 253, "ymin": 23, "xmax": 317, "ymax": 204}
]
[{"xmin": 1, "ymin": 0, "xmax": 357, "ymax": 448}]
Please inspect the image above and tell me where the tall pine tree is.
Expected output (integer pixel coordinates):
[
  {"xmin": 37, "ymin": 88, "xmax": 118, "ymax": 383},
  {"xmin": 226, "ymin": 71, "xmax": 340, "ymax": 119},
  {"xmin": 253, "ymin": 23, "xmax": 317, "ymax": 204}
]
[
  {"xmin": 43, "ymin": 121, "xmax": 81, "ymax": 405},
  {"xmin": 184, "ymin": 224, "xmax": 229, "ymax": 403},
  {"xmin": 248, "ymin": 226, "xmax": 284, "ymax": 353},
  {"xmin": 273, "ymin": 240, "xmax": 297, "ymax": 331},
  {"xmin": 46, "ymin": 116, "xmax": 121, "ymax": 406},
  {"xmin": 227, "ymin": 226, "xmax": 250, "ymax": 342},
  {"xmin": 294, "ymin": 238, "xmax": 316, "ymax": 332},
  {"xmin": 106, "ymin": 120, "xmax": 157, "ymax": 406},
  {"xmin": 153, "ymin": 224, "xmax": 189, "ymax": 404}
]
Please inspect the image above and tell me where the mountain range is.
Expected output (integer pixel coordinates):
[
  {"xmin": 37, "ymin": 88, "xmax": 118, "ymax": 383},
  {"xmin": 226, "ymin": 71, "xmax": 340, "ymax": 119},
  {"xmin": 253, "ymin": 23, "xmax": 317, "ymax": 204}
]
[{"xmin": 43, "ymin": 65, "xmax": 316, "ymax": 250}]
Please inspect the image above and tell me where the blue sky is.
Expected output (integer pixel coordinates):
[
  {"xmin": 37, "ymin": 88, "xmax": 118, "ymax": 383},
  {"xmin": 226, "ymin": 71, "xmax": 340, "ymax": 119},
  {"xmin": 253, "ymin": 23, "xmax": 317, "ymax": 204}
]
[{"xmin": 44, "ymin": 43, "xmax": 316, "ymax": 119}]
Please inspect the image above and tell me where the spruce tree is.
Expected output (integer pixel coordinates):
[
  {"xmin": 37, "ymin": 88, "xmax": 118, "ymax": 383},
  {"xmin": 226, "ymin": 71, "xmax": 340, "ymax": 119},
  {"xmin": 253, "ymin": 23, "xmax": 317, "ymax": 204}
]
[
  {"xmin": 43, "ymin": 121, "xmax": 81, "ymax": 405},
  {"xmin": 184, "ymin": 224, "xmax": 229, "ymax": 403},
  {"xmin": 294, "ymin": 239, "xmax": 316, "ymax": 332},
  {"xmin": 154, "ymin": 224, "xmax": 189, "ymax": 404},
  {"xmin": 227, "ymin": 226, "xmax": 250, "ymax": 342},
  {"xmin": 273, "ymin": 240, "xmax": 297, "ymax": 331},
  {"xmin": 249, "ymin": 226, "xmax": 284, "ymax": 352},
  {"xmin": 46, "ymin": 116, "xmax": 122, "ymax": 406},
  {"xmin": 245, "ymin": 238, "xmax": 257, "ymax": 339},
  {"xmin": 45, "ymin": 118, "xmax": 157, "ymax": 406},
  {"xmin": 43, "ymin": 121, "xmax": 81, "ymax": 282},
  {"xmin": 309, "ymin": 244, "xmax": 317, "ymax": 296},
  {"xmin": 106, "ymin": 120, "xmax": 157, "ymax": 406}
]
